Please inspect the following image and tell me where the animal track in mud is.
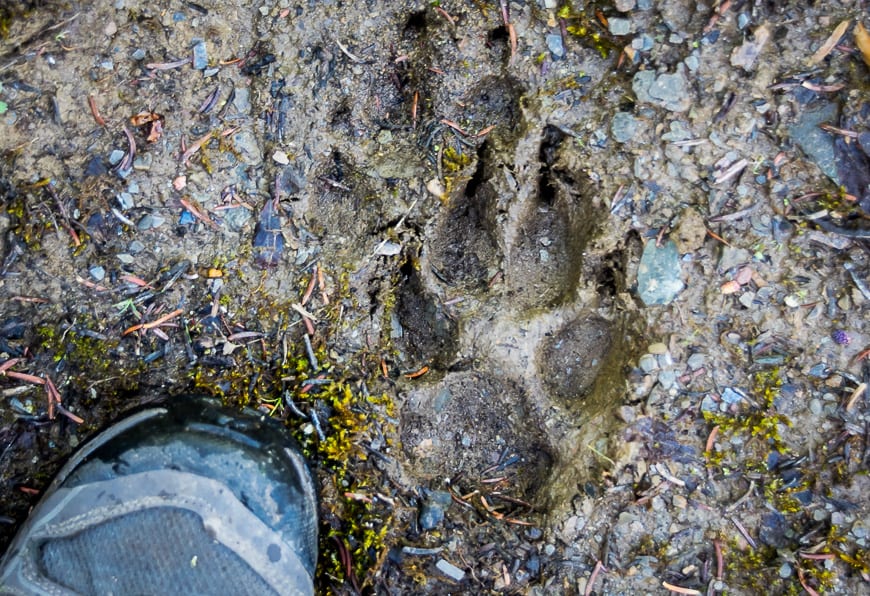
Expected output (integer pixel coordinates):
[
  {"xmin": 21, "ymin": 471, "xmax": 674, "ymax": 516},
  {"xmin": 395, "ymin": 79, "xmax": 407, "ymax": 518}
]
[
  {"xmin": 401, "ymin": 112, "xmax": 638, "ymax": 502},
  {"xmin": 400, "ymin": 372, "xmax": 553, "ymax": 498}
]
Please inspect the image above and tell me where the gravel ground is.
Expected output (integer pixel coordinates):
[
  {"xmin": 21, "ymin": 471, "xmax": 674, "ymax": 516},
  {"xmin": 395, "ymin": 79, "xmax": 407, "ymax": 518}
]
[{"xmin": 1, "ymin": 1, "xmax": 869, "ymax": 594}]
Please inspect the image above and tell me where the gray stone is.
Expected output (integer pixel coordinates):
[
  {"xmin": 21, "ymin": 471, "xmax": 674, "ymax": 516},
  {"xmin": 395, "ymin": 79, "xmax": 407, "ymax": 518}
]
[
  {"xmin": 117, "ymin": 253, "xmax": 134, "ymax": 264},
  {"xmin": 717, "ymin": 246, "xmax": 751, "ymax": 272},
  {"xmin": 787, "ymin": 102, "xmax": 840, "ymax": 184},
  {"xmin": 637, "ymin": 239, "xmax": 684, "ymax": 305},
  {"xmin": 420, "ymin": 490, "xmax": 452, "ymax": 530},
  {"xmin": 632, "ymin": 34, "xmax": 654, "ymax": 51},
  {"xmin": 615, "ymin": 0, "xmax": 636, "ymax": 11},
  {"xmin": 89, "ymin": 265, "xmax": 106, "ymax": 281},
  {"xmin": 137, "ymin": 215, "xmax": 154, "ymax": 231},
  {"xmin": 233, "ymin": 129, "xmax": 263, "ymax": 165},
  {"xmin": 133, "ymin": 153, "xmax": 152, "ymax": 171},
  {"xmin": 436, "ymin": 559, "xmax": 465, "ymax": 581},
  {"xmin": 637, "ymin": 0, "xmax": 652, "ymax": 8},
  {"xmin": 221, "ymin": 206, "xmax": 253, "ymax": 232},
  {"xmin": 233, "ymin": 88, "xmax": 251, "ymax": 113},
  {"xmin": 658, "ymin": 369, "xmax": 677, "ymax": 389},
  {"xmin": 192, "ymin": 41, "xmax": 208, "ymax": 70},
  {"xmin": 546, "ymin": 34, "xmax": 565, "ymax": 59},
  {"xmin": 633, "ymin": 67, "xmax": 691, "ymax": 112},
  {"xmin": 108, "ymin": 149, "xmax": 125, "ymax": 166},
  {"xmin": 128, "ymin": 240, "xmax": 145, "ymax": 255},
  {"xmin": 686, "ymin": 353, "xmax": 706, "ymax": 371},
  {"xmin": 117, "ymin": 192, "xmax": 135, "ymax": 210},
  {"xmin": 611, "ymin": 111, "xmax": 639, "ymax": 143},
  {"xmin": 131, "ymin": 48, "xmax": 146, "ymax": 61},
  {"xmin": 638, "ymin": 353, "xmax": 658, "ymax": 373},
  {"xmin": 721, "ymin": 387, "xmax": 744, "ymax": 405},
  {"xmin": 608, "ymin": 18, "xmax": 631, "ymax": 36}
]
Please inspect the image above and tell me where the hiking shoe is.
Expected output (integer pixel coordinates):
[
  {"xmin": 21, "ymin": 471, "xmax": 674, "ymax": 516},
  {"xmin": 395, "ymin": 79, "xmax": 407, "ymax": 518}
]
[{"xmin": 0, "ymin": 397, "xmax": 318, "ymax": 595}]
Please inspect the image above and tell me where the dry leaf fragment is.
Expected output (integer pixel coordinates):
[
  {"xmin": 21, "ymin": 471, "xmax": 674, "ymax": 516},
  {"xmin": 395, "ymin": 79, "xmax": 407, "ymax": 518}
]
[
  {"xmin": 808, "ymin": 19, "xmax": 849, "ymax": 65},
  {"xmin": 855, "ymin": 21, "xmax": 870, "ymax": 68}
]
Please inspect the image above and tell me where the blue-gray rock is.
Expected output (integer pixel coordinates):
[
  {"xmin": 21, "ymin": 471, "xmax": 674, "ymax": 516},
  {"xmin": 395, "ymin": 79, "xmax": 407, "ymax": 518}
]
[
  {"xmin": 615, "ymin": 0, "xmax": 636, "ymax": 11},
  {"xmin": 633, "ymin": 67, "xmax": 691, "ymax": 112},
  {"xmin": 233, "ymin": 88, "xmax": 251, "ymax": 113},
  {"xmin": 108, "ymin": 149, "xmax": 125, "ymax": 166},
  {"xmin": 117, "ymin": 192, "xmax": 134, "ymax": 210},
  {"xmin": 632, "ymin": 34, "xmax": 654, "ymax": 51},
  {"xmin": 637, "ymin": 239, "xmax": 684, "ymax": 305},
  {"xmin": 546, "ymin": 34, "xmax": 565, "ymax": 59},
  {"xmin": 131, "ymin": 48, "xmax": 146, "ymax": 61},
  {"xmin": 436, "ymin": 559, "xmax": 465, "ymax": 581},
  {"xmin": 192, "ymin": 41, "xmax": 208, "ymax": 70},
  {"xmin": 89, "ymin": 265, "xmax": 106, "ymax": 281},
  {"xmin": 637, "ymin": 0, "xmax": 652, "ymax": 9},
  {"xmin": 608, "ymin": 18, "xmax": 631, "ymax": 36},
  {"xmin": 611, "ymin": 111, "xmax": 639, "ymax": 143},
  {"xmin": 419, "ymin": 490, "xmax": 452, "ymax": 530},
  {"xmin": 787, "ymin": 102, "xmax": 839, "ymax": 184}
]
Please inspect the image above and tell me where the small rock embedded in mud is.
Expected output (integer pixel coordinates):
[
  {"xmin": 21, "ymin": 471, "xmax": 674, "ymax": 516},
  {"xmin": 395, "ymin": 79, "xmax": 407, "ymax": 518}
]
[
  {"xmin": 611, "ymin": 111, "xmax": 639, "ymax": 143},
  {"xmin": 108, "ymin": 149, "xmax": 125, "ymax": 166},
  {"xmin": 608, "ymin": 18, "xmax": 631, "ymax": 36},
  {"xmin": 632, "ymin": 67, "xmax": 691, "ymax": 112},
  {"xmin": 436, "ymin": 559, "xmax": 465, "ymax": 582},
  {"xmin": 615, "ymin": 0, "xmax": 636, "ymax": 11},
  {"xmin": 546, "ymin": 34, "xmax": 565, "ymax": 59},
  {"xmin": 636, "ymin": 239, "xmax": 684, "ymax": 305},
  {"xmin": 787, "ymin": 102, "xmax": 839, "ymax": 184},
  {"xmin": 419, "ymin": 491, "xmax": 452, "ymax": 530},
  {"xmin": 192, "ymin": 41, "xmax": 208, "ymax": 70},
  {"xmin": 131, "ymin": 48, "xmax": 146, "ymax": 61},
  {"xmin": 89, "ymin": 266, "xmax": 105, "ymax": 281}
]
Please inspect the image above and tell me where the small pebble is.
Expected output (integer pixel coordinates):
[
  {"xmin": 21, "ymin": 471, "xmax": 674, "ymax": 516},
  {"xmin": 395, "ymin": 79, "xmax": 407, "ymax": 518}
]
[
  {"xmin": 632, "ymin": 34, "xmax": 654, "ymax": 51},
  {"xmin": 672, "ymin": 495, "xmax": 687, "ymax": 509},
  {"xmin": 128, "ymin": 240, "xmax": 145, "ymax": 255},
  {"xmin": 658, "ymin": 369, "xmax": 676, "ymax": 390},
  {"xmin": 686, "ymin": 353, "xmax": 706, "ymax": 371},
  {"xmin": 615, "ymin": 0, "xmax": 636, "ymax": 11},
  {"xmin": 137, "ymin": 215, "xmax": 154, "ymax": 231},
  {"xmin": 273, "ymin": 150, "xmax": 290, "ymax": 165},
  {"xmin": 117, "ymin": 253, "xmax": 134, "ymax": 264},
  {"xmin": 809, "ymin": 399, "xmax": 823, "ymax": 415},
  {"xmin": 608, "ymin": 18, "xmax": 631, "ymax": 36},
  {"xmin": 546, "ymin": 34, "xmax": 565, "ymax": 59},
  {"xmin": 611, "ymin": 111, "xmax": 639, "ymax": 143},
  {"xmin": 133, "ymin": 154, "xmax": 152, "ymax": 171},
  {"xmin": 192, "ymin": 41, "xmax": 208, "ymax": 70},
  {"xmin": 131, "ymin": 48, "xmax": 146, "ymax": 61},
  {"xmin": 648, "ymin": 342, "xmax": 668, "ymax": 355},
  {"xmin": 117, "ymin": 192, "xmax": 135, "ymax": 210},
  {"xmin": 638, "ymin": 354, "xmax": 658, "ymax": 373},
  {"xmin": 89, "ymin": 266, "xmax": 106, "ymax": 281},
  {"xmin": 108, "ymin": 149, "xmax": 125, "ymax": 166},
  {"xmin": 435, "ymin": 559, "xmax": 465, "ymax": 582},
  {"xmin": 778, "ymin": 562, "xmax": 792, "ymax": 579},
  {"xmin": 721, "ymin": 387, "xmax": 744, "ymax": 405}
]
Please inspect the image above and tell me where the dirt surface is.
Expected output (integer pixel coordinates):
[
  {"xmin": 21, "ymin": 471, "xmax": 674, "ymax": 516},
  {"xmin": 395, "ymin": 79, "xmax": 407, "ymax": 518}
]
[{"xmin": 1, "ymin": 1, "xmax": 870, "ymax": 594}]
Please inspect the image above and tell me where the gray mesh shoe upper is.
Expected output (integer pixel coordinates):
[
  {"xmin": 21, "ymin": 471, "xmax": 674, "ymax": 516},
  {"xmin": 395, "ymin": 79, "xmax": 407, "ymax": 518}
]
[{"xmin": 0, "ymin": 398, "xmax": 318, "ymax": 596}]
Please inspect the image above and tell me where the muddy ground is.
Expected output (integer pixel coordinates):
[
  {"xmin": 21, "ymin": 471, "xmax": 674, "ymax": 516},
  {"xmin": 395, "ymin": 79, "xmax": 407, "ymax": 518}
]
[{"xmin": 1, "ymin": 0, "xmax": 869, "ymax": 594}]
